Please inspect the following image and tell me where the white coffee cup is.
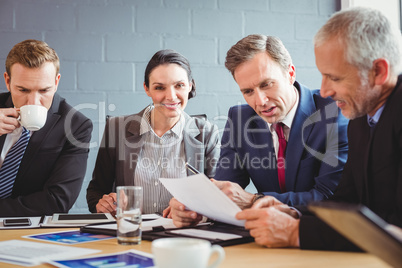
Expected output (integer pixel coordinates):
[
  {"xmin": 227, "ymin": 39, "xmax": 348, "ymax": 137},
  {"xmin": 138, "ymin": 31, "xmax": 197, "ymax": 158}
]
[
  {"xmin": 152, "ymin": 238, "xmax": 225, "ymax": 268},
  {"xmin": 19, "ymin": 105, "xmax": 48, "ymax": 131}
]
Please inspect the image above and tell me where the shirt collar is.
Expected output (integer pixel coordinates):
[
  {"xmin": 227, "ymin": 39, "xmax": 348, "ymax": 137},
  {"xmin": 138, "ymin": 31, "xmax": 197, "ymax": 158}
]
[
  {"xmin": 268, "ymin": 87, "xmax": 299, "ymax": 132},
  {"xmin": 139, "ymin": 104, "xmax": 184, "ymax": 137},
  {"xmin": 367, "ymin": 104, "xmax": 385, "ymax": 127},
  {"xmin": 170, "ymin": 114, "xmax": 185, "ymax": 137},
  {"xmin": 139, "ymin": 105, "xmax": 153, "ymax": 135}
]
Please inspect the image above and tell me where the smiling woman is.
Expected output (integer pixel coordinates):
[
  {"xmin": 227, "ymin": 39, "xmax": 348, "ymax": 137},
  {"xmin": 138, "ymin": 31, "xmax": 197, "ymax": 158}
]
[
  {"xmin": 86, "ymin": 49, "xmax": 220, "ymax": 215},
  {"xmin": 143, "ymin": 53, "xmax": 193, "ymax": 137}
]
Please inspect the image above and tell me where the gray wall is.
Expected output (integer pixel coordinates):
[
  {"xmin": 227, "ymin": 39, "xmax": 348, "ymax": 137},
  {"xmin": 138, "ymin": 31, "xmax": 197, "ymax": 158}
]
[{"xmin": 0, "ymin": 0, "xmax": 340, "ymax": 213}]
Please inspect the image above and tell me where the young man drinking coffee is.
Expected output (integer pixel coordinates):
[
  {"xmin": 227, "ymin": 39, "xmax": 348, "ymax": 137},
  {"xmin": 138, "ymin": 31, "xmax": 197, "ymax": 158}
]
[{"xmin": 0, "ymin": 39, "xmax": 93, "ymax": 217}]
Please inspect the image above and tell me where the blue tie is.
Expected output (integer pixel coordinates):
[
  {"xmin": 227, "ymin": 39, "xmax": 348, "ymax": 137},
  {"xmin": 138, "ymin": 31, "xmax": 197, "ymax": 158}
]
[
  {"xmin": 368, "ymin": 118, "xmax": 377, "ymax": 135},
  {"xmin": 0, "ymin": 127, "xmax": 30, "ymax": 199},
  {"xmin": 368, "ymin": 117, "xmax": 376, "ymax": 128}
]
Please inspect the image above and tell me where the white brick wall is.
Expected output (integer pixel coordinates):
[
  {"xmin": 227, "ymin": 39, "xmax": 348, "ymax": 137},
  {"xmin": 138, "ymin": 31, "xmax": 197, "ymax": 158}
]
[{"xmin": 0, "ymin": 0, "xmax": 340, "ymax": 213}]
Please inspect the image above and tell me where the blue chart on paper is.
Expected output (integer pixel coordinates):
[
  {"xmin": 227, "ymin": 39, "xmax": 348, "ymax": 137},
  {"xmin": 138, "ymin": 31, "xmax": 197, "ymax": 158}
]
[{"xmin": 53, "ymin": 251, "xmax": 154, "ymax": 268}]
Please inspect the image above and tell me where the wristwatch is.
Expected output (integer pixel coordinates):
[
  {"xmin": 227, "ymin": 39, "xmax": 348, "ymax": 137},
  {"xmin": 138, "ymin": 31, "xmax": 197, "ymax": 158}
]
[{"xmin": 252, "ymin": 193, "xmax": 265, "ymax": 203}]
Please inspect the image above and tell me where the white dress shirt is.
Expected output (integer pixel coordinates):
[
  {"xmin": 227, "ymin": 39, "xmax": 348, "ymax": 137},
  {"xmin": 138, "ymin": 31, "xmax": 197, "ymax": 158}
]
[
  {"xmin": 267, "ymin": 87, "xmax": 299, "ymax": 158},
  {"xmin": 134, "ymin": 105, "xmax": 187, "ymax": 214},
  {"xmin": 0, "ymin": 127, "xmax": 24, "ymax": 168}
]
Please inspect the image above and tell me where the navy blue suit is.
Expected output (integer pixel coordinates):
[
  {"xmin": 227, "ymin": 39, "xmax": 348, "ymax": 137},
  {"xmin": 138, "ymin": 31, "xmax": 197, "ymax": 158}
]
[{"xmin": 215, "ymin": 82, "xmax": 349, "ymax": 206}]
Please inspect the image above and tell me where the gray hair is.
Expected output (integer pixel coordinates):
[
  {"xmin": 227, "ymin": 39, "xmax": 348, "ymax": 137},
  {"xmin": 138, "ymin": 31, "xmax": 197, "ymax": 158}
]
[
  {"xmin": 314, "ymin": 7, "xmax": 402, "ymax": 77},
  {"xmin": 225, "ymin": 34, "xmax": 293, "ymax": 76}
]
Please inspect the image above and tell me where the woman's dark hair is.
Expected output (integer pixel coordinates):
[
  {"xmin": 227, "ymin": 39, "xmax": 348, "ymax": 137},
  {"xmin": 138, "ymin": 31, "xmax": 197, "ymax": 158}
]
[{"xmin": 144, "ymin": 49, "xmax": 196, "ymax": 99}]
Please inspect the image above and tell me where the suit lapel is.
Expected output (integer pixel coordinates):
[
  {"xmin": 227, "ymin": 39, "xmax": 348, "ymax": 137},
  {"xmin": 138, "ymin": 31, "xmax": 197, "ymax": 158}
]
[
  {"xmin": 351, "ymin": 117, "xmax": 372, "ymax": 204},
  {"xmin": 251, "ymin": 116, "xmax": 274, "ymax": 154},
  {"xmin": 123, "ymin": 111, "xmax": 145, "ymax": 185},
  {"xmin": 0, "ymin": 94, "xmax": 15, "ymax": 151},
  {"xmin": 285, "ymin": 84, "xmax": 315, "ymax": 191},
  {"xmin": 183, "ymin": 113, "xmax": 203, "ymax": 175},
  {"xmin": 250, "ymin": 115, "xmax": 281, "ymax": 192},
  {"xmin": 0, "ymin": 135, "xmax": 6, "ymax": 152}
]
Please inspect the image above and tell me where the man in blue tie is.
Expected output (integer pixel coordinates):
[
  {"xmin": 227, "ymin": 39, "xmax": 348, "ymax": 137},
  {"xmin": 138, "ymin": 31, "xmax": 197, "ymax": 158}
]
[
  {"xmin": 168, "ymin": 34, "xmax": 349, "ymax": 226},
  {"xmin": 0, "ymin": 39, "xmax": 93, "ymax": 216}
]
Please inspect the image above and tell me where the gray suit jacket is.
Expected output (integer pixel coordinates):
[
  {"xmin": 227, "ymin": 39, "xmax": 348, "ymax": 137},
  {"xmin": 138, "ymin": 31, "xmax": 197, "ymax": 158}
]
[{"xmin": 87, "ymin": 107, "xmax": 220, "ymax": 212}]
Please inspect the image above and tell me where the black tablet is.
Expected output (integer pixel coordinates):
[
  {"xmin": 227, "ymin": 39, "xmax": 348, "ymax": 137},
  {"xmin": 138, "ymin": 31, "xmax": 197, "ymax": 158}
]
[
  {"xmin": 308, "ymin": 201, "xmax": 402, "ymax": 268},
  {"xmin": 51, "ymin": 213, "xmax": 115, "ymax": 224}
]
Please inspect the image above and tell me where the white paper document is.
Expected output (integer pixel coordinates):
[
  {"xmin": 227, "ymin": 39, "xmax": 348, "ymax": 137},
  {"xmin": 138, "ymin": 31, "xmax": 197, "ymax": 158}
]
[
  {"xmin": 0, "ymin": 240, "xmax": 99, "ymax": 266},
  {"xmin": 159, "ymin": 174, "xmax": 245, "ymax": 226}
]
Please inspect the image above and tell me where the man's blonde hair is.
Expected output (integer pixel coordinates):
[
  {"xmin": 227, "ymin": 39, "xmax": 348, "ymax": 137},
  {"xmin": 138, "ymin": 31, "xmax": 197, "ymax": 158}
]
[{"xmin": 6, "ymin": 39, "xmax": 60, "ymax": 79}]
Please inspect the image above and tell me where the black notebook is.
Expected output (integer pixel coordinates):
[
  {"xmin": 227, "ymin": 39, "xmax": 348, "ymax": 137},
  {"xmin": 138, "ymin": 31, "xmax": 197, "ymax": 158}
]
[
  {"xmin": 308, "ymin": 201, "xmax": 402, "ymax": 268},
  {"xmin": 81, "ymin": 220, "xmax": 253, "ymax": 247}
]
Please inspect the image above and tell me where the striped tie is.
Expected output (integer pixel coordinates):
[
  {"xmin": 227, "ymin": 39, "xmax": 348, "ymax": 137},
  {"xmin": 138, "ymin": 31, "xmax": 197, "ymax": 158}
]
[{"xmin": 0, "ymin": 127, "xmax": 30, "ymax": 199}]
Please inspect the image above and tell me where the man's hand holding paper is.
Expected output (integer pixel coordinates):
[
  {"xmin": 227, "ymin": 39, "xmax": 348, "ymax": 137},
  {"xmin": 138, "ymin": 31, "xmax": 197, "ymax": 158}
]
[
  {"xmin": 159, "ymin": 174, "xmax": 246, "ymax": 228},
  {"xmin": 211, "ymin": 179, "xmax": 256, "ymax": 209}
]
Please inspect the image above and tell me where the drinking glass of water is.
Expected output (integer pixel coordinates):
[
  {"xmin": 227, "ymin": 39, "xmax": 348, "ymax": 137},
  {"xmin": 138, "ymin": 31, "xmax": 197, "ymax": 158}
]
[{"xmin": 116, "ymin": 186, "xmax": 143, "ymax": 245}]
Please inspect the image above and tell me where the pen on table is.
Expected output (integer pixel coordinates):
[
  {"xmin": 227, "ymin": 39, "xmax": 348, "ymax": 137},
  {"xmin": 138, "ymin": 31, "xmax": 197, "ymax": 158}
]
[
  {"xmin": 109, "ymin": 194, "xmax": 117, "ymax": 205},
  {"xmin": 186, "ymin": 162, "xmax": 212, "ymax": 182},
  {"xmin": 39, "ymin": 215, "xmax": 45, "ymax": 225},
  {"xmin": 185, "ymin": 162, "xmax": 200, "ymax": 175}
]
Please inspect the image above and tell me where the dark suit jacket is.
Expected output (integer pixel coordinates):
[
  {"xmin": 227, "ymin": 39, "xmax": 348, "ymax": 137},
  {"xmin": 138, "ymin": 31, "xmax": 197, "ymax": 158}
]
[
  {"xmin": 0, "ymin": 92, "xmax": 92, "ymax": 217},
  {"xmin": 86, "ymin": 107, "xmax": 220, "ymax": 213},
  {"xmin": 299, "ymin": 75, "xmax": 402, "ymax": 251},
  {"xmin": 215, "ymin": 82, "xmax": 349, "ymax": 206}
]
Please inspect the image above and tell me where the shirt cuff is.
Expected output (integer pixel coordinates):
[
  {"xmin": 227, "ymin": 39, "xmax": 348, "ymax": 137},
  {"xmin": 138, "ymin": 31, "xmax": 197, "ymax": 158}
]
[{"xmin": 290, "ymin": 207, "xmax": 302, "ymax": 219}]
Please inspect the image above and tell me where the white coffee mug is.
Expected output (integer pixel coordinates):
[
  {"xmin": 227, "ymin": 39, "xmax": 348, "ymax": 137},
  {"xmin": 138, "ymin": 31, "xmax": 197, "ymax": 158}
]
[
  {"xmin": 152, "ymin": 238, "xmax": 225, "ymax": 268},
  {"xmin": 19, "ymin": 105, "xmax": 47, "ymax": 131}
]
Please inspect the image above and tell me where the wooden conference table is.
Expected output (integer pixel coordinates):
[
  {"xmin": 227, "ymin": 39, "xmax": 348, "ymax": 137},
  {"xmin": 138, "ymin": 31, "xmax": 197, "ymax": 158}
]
[{"xmin": 1, "ymin": 227, "xmax": 391, "ymax": 268}]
